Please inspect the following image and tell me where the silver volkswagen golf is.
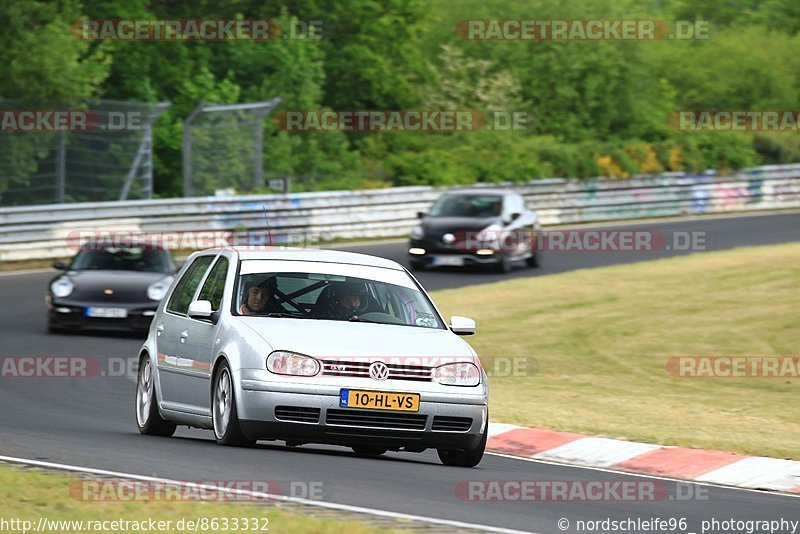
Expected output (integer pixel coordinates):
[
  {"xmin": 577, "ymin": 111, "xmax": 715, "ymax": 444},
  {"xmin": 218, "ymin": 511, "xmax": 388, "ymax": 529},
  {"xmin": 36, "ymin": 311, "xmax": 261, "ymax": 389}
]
[{"xmin": 135, "ymin": 247, "xmax": 488, "ymax": 467}]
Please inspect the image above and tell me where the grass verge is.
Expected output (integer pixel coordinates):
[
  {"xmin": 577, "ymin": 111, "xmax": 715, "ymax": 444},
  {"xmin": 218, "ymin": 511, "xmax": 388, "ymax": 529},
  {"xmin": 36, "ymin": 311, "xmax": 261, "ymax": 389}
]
[
  {"xmin": 432, "ymin": 243, "xmax": 800, "ymax": 459},
  {"xmin": 0, "ymin": 463, "xmax": 400, "ymax": 534}
]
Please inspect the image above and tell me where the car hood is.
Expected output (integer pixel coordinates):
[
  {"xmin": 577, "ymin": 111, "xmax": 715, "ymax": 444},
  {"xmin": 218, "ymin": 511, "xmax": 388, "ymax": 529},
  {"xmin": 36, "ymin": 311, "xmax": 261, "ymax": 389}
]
[
  {"xmin": 421, "ymin": 216, "xmax": 500, "ymax": 239},
  {"xmin": 56, "ymin": 270, "xmax": 171, "ymax": 302},
  {"xmin": 239, "ymin": 317, "xmax": 476, "ymax": 364}
]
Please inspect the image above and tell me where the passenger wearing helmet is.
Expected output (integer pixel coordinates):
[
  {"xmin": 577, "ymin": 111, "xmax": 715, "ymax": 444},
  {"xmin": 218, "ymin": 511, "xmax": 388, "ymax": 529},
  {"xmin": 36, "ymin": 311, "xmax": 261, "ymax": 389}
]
[{"xmin": 328, "ymin": 281, "xmax": 369, "ymax": 320}]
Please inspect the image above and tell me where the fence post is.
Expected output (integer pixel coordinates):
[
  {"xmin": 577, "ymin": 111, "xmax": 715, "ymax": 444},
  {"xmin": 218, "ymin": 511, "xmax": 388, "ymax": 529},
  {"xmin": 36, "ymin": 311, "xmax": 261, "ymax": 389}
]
[
  {"xmin": 143, "ymin": 125, "xmax": 154, "ymax": 199},
  {"xmin": 253, "ymin": 112, "xmax": 265, "ymax": 189},
  {"xmin": 183, "ymin": 98, "xmax": 281, "ymax": 197},
  {"xmin": 182, "ymin": 103, "xmax": 206, "ymax": 198},
  {"xmin": 55, "ymin": 132, "xmax": 65, "ymax": 203},
  {"xmin": 119, "ymin": 102, "xmax": 170, "ymax": 200}
]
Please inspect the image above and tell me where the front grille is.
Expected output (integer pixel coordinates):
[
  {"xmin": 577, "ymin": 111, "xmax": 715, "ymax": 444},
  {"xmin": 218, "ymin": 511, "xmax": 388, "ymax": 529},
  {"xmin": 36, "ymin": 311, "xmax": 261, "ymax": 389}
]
[
  {"xmin": 326, "ymin": 409, "xmax": 427, "ymax": 431},
  {"xmin": 274, "ymin": 406, "xmax": 320, "ymax": 423},
  {"xmin": 432, "ymin": 416, "xmax": 473, "ymax": 432},
  {"xmin": 321, "ymin": 360, "xmax": 432, "ymax": 382}
]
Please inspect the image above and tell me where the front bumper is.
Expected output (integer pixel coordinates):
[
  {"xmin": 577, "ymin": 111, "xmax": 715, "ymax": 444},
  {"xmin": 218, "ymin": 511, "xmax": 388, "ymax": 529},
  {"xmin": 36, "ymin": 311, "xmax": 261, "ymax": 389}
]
[
  {"xmin": 48, "ymin": 299, "xmax": 157, "ymax": 332},
  {"xmin": 237, "ymin": 371, "xmax": 488, "ymax": 451},
  {"xmin": 408, "ymin": 239, "xmax": 508, "ymax": 267}
]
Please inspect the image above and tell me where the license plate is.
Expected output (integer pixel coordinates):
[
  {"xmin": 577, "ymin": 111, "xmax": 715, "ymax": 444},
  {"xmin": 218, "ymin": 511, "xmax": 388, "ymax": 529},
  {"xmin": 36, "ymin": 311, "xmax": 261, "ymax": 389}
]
[
  {"xmin": 86, "ymin": 307, "xmax": 128, "ymax": 319},
  {"xmin": 432, "ymin": 256, "xmax": 464, "ymax": 266},
  {"xmin": 339, "ymin": 389, "xmax": 420, "ymax": 412}
]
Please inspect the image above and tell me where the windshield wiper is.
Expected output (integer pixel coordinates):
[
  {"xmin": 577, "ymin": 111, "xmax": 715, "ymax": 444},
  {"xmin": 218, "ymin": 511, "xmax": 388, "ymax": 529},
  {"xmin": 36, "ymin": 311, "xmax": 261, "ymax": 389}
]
[
  {"xmin": 265, "ymin": 312, "xmax": 309, "ymax": 319},
  {"xmin": 348, "ymin": 316, "xmax": 383, "ymax": 324}
]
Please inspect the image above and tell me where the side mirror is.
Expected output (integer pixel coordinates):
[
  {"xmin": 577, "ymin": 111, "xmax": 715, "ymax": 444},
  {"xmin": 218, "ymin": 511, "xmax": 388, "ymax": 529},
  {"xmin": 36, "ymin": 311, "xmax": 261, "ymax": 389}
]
[
  {"xmin": 188, "ymin": 300, "xmax": 213, "ymax": 319},
  {"xmin": 450, "ymin": 315, "xmax": 476, "ymax": 336},
  {"xmin": 417, "ymin": 211, "xmax": 426, "ymax": 219},
  {"xmin": 52, "ymin": 261, "xmax": 68, "ymax": 270},
  {"xmin": 510, "ymin": 212, "xmax": 521, "ymax": 221}
]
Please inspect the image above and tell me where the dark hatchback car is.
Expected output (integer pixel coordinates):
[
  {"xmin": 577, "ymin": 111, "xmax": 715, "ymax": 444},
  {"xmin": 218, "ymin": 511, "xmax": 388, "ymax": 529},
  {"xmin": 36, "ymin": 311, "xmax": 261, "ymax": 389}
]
[
  {"xmin": 408, "ymin": 190, "xmax": 539, "ymax": 273},
  {"xmin": 47, "ymin": 243, "xmax": 176, "ymax": 333}
]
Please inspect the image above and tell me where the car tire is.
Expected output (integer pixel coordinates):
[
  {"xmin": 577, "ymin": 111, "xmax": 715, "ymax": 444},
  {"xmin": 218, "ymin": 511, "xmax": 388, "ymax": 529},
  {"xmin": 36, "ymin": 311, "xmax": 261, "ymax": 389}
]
[
  {"xmin": 493, "ymin": 256, "xmax": 512, "ymax": 274},
  {"xmin": 525, "ymin": 253, "xmax": 539, "ymax": 268},
  {"xmin": 135, "ymin": 354, "xmax": 177, "ymax": 437},
  {"xmin": 351, "ymin": 446, "xmax": 387, "ymax": 457},
  {"xmin": 437, "ymin": 425, "xmax": 487, "ymax": 468},
  {"xmin": 212, "ymin": 362, "xmax": 255, "ymax": 447}
]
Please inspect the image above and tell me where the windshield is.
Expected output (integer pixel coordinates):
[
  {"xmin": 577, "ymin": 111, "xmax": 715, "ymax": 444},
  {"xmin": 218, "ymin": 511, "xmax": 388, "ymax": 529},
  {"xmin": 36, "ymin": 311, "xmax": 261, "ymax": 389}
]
[
  {"xmin": 234, "ymin": 263, "xmax": 445, "ymax": 329},
  {"xmin": 70, "ymin": 247, "xmax": 174, "ymax": 273},
  {"xmin": 428, "ymin": 194, "xmax": 502, "ymax": 218}
]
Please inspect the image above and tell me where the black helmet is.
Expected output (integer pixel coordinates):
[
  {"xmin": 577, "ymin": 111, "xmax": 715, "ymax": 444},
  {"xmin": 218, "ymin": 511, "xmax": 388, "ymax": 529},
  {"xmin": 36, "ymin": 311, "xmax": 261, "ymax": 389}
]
[{"xmin": 329, "ymin": 281, "xmax": 369, "ymax": 318}]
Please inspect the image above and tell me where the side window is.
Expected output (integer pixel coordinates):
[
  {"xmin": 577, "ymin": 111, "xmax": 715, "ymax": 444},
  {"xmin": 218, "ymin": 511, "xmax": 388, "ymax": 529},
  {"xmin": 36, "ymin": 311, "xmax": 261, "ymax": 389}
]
[
  {"xmin": 197, "ymin": 257, "xmax": 229, "ymax": 311},
  {"xmin": 166, "ymin": 256, "xmax": 214, "ymax": 315}
]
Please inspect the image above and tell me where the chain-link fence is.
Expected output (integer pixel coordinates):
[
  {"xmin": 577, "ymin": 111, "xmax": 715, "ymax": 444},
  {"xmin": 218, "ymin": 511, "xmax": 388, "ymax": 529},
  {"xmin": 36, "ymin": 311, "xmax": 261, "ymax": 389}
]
[
  {"xmin": 0, "ymin": 100, "xmax": 169, "ymax": 207},
  {"xmin": 183, "ymin": 99, "xmax": 280, "ymax": 197}
]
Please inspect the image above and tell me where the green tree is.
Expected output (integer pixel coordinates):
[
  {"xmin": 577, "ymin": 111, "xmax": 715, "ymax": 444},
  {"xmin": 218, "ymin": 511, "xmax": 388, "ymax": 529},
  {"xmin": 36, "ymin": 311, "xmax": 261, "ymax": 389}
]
[{"xmin": 0, "ymin": 0, "xmax": 110, "ymax": 203}]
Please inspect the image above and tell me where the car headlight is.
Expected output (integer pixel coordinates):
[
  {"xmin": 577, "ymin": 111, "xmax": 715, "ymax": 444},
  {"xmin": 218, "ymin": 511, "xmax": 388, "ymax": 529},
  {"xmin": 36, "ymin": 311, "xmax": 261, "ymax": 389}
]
[
  {"xmin": 147, "ymin": 276, "xmax": 174, "ymax": 301},
  {"xmin": 410, "ymin": 226, "xmax": 424, "ymax": 240},
  {"xmin": 50, "ymin": 278, "xmax": 74, "ymax": 298},
  {"xmin": 267, "ymin": 351, "xmax": 321, "ymax": 377},
  {"xmin": 433, "ymin": 362, "xmax": 481, "ymax": 386}
]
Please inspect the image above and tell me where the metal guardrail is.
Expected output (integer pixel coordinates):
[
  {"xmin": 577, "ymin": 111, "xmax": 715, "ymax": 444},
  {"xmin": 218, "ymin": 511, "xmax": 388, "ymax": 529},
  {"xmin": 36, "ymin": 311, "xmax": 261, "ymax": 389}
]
[{"xmin": 1, "ymin": 164, "xmax": 799, "ymax": 261}]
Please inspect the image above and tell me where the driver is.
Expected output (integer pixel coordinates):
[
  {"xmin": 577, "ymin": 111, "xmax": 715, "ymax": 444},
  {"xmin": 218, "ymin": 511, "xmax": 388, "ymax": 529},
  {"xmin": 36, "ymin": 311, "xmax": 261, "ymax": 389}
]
[
  {"xmin": 239, "ymin": 278, "xmax": 280, "ymax": 315},
  {"xmin": 328, "ymin": 281, "xmax": 369, "ymax": 320}
]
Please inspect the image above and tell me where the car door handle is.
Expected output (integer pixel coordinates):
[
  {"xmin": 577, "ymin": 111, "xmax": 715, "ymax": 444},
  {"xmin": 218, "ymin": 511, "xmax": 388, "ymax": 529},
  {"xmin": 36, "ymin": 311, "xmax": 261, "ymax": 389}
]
[
  {"xmin": 156, "ymin": 324, "xmax": 164, "ymax": 336},
  {"xmin": 179, "ymin": 330, "xmax": 189, "ymax": 343}
]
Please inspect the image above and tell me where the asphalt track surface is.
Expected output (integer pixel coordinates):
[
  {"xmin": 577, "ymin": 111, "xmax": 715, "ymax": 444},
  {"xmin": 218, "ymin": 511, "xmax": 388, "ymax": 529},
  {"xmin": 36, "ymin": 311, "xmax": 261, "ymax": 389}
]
[{"xmin": 1, "ymin": 213, "xmax": 798, "ymax": 533}]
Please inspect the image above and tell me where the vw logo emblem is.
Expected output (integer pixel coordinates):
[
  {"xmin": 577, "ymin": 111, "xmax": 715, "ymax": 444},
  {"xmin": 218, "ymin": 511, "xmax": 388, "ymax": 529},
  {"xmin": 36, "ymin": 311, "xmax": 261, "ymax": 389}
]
[
  {"xmin": 369, "ymin": 361, "xmax": 389, "ymax": 381},
  {"xmin": 442, "ymin": 233, "xmax": 456, "ymax": 244}
]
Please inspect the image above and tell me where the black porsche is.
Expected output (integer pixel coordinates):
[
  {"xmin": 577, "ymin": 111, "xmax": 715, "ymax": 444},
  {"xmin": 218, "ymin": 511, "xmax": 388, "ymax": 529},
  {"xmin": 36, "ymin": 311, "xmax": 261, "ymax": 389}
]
[
  {"xmin": 47, "ymin": 243, "xmax": 176, "ymax": 333},
  {"xmin": 408, "ymin": 189, "xmax": 539, "ymax": 273}
]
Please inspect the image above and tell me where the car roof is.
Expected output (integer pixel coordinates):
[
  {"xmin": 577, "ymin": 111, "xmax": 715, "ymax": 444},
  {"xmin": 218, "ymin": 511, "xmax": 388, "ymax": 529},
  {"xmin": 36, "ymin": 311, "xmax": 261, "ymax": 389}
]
[
  {"xmin": 442, "ymin": 188, "xmax": 518, "ymax": 197},
  {"xmin": 210, "ymin": 247, "xmax": 405, "ymax": 271}
]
